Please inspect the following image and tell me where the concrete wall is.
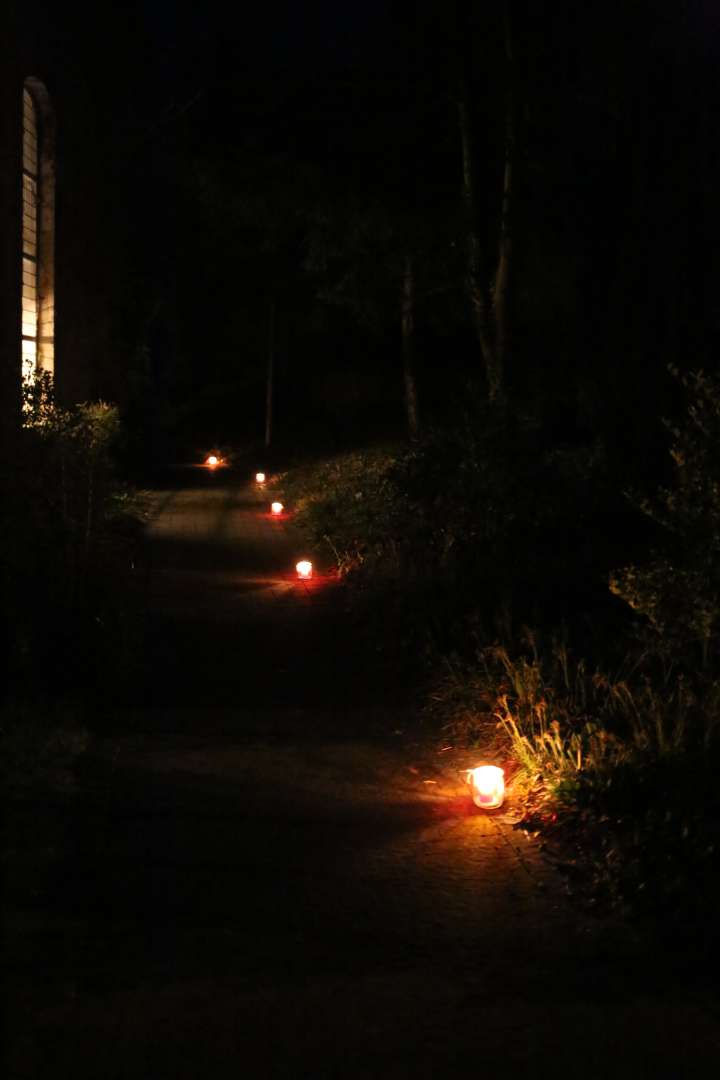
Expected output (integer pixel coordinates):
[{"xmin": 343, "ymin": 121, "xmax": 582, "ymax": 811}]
[{"xmin": 0, "ymin": 9, "xmax": 25, "ymax": 451}]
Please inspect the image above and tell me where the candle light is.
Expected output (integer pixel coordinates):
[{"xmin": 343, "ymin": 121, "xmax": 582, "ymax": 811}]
[{"xmin": 466, "ymin": 765, "xmax": 505, "ymax": 809}]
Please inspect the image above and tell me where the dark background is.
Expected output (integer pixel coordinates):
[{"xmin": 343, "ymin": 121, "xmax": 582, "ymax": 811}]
[{"xmin": 20, "ymin": 1, "xmax": 720, "ymax": 475}]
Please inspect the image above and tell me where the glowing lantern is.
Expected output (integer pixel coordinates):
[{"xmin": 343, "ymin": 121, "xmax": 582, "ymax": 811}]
[
  {"xmin": 271, "ymin": 501, "xmax": 284, "ymax": 515},
  {"xmin": 467, "ymin": 765, "xmax": 505, "ymax": 810},
  {"xmin": 256, "ymin": 472, "xmax": 266, "ymax": 484},
  {"xmin": 296, "ymin": 560, "xmax": 313, "ymax": 579},
  {"xmin": 206, "ymin": 454, "xmax": 220, "ymax": 468}
]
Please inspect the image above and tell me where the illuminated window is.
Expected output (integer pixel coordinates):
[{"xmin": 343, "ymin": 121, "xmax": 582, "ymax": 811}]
[{"xmin": 21, "ymin": 79, "xmax": 55, "ymax": 381}]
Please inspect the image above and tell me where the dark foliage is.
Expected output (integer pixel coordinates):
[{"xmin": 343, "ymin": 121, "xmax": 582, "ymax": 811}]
[{"xmin": 1, "ymin": 376, "xmax": 144, "ymax": 704}]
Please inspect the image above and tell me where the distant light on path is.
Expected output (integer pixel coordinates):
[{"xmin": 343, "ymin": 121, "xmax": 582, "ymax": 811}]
[
  {"xmin": 256, "ymin": 472, "xmax": 266, "ymax": 484},
  {"xmin": 296, "ymin": 560, "xmax": 313, "ymax": 579},
  {"xmin": 271, "ymin": 501, "xmax": 284, "ymax": 515},
  {"xmin": 206, "ymin": 454, "xmax": 220, "ymax": 468}
]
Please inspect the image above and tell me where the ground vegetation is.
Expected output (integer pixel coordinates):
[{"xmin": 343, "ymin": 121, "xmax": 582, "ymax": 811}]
[
  {"xmin": 275, "ymin": 367, "xmax": 720, "ymax": 921},
  {"xmin": 1, "ymin": 372, "xmax": 149, "ymax": 896}
]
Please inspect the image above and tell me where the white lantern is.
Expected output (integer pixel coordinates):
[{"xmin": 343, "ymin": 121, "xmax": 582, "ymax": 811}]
[
  {"xmin": 271, "ymin": 501, "xmax": 284, "ymax": 515},
  {"xmin": 296, "ymin": 560, "xmax": 313, "ymax": 579},
  {"xmin": 256, "ymin": 472, "xmax": 266, "ymax": 484},
  {"xmin": 467, "ymin": 765, "xmax": 505, "ymax": 809}
]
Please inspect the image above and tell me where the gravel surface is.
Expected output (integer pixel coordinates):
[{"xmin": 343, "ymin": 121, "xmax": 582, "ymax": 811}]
[{"xmin": 4, "ymin": 468, "xmax": 720, "ymax": 1078}]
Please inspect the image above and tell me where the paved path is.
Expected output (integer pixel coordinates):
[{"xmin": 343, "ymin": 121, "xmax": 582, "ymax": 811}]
[{"xmin": 5, "ymin": 469, "xmax": 720, "ymax": 1077}]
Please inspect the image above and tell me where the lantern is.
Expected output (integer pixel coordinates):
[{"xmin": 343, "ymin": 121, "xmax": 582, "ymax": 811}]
[
  {"xmin": 296, "ymin": 560, "xmax": 313, "ymax": 579},
  {"xmin": 256, "ymin": 472, "xmax": 266, "ymax": 484},
  {"xmin": 271, "ymin": 501, "xmax": 284, "ymax": 515},
  {"xmin": 467, "ymin": 765, "xmax": 505, "ymax": 810},
  {"xmin": 206, "ymin": 454, "xmax": 220, "ymax": 468}
]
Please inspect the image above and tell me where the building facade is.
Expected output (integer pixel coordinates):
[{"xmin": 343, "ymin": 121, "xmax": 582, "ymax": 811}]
[{"xmin": 1, "ymin": 7, "xmax": 118, "ymax": 454}]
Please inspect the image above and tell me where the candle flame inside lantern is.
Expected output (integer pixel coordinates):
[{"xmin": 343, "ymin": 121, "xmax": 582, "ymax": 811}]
[
  {"xmin": 296, "ymin": 560, "xmax": 313, "ymax": 579},
  {"xmin": 206, "ymin": 455, "xmax": 219, "ymax": 468},
  {"xmin": 467, "ymin": 765, "xmax": 505, "ymax": 809},
  {"xmin": 271, "ymin": 501, "xmax": 284, "ymax": 515},
  {"xmin": 256, "ymin": 472, "xmax": 266, "ymax": 484}
]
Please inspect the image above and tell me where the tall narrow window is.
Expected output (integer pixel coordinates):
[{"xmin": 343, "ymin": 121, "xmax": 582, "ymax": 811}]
[
  {"xmin": 22, "ymin": 88, "xmax": 39, "ymax": 377},
  {"xmin": 21, "ymin": 79, "xmax": 55, "ymax": 382}
]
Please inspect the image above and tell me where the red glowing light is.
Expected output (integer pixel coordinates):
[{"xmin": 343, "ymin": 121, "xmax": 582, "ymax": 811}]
[
  {"xmin": 296, "ymin": 560, "xmax": 313, "ymax": 579},
  {"xmin": 271, "ymin": 501, "xmax": 284, "ymax": 515}
]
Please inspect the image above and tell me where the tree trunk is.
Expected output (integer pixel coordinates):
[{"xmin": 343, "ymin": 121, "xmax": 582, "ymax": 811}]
[
  {"xmin": 265, "ymin": 299, "xmax": 275, "ymax": 449},
  {"xmin": 456, "ymin": 2, "xmax": 515, "ymax": 408},
  {"xmin": 493, "ymin": 4, "xmax": 514, "ymax": 392},
  {"xmin": 401, "ymin": 254, "xmax": 420, "ymax": 438},
  {"xmin": 457, "ymin": 94, "xmax": 502, "ymax": 401}
]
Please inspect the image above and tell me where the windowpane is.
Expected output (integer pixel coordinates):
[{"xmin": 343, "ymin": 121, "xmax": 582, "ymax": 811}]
[
  {"xmin": 21, "ymin": 89, "xmax": 39, "ymax": 376},
  {"xmin": 22, "ymin": 81, "xmax": 54, "ymax": 382},
  {"xmin": 22, "ymin": 173, "xmax": 37, "ymax": 256},
  {"xmin": 22, "ymin": 338, "xmax": 37, "ymax": 374}
]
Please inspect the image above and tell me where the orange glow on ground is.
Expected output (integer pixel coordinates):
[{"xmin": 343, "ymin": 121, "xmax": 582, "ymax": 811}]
[
  {"xmin": 467, "ymin": 765, "xmax": 505, "ymax": 809},
  {"xmin": 286, "ymin": 563, "xmax": 337, "ymax": 594}
]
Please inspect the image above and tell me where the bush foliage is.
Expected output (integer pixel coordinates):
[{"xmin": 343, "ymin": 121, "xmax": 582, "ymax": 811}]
[
  {"xmin": 1, "ymin": 371, "xmax": 144, "ymax": 701},
  {"xmin": 278, "ymin": 373, "xmax": 720, "ymax": 917},
  {"xmin": 611, "ymin": 368, "xmax": 720, "ymax": 667},
  {"xmin": 279, "ymin": 410, "xmax": 621, "ymax": 656}
]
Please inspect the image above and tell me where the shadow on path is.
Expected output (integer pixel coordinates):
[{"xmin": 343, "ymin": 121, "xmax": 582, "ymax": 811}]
[{"xmin": 5, "ymin": 468, "xmax": 720, "ymax": 1078}]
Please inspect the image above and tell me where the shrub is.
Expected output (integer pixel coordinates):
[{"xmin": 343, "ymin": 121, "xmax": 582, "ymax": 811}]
[
  {"xmin": 1, "ymin": 371, "xmax": 140, "ymax": 699},
  {"xmin": 610, "ymin": 367, "xmax": 720, "ymax": 668},
  {"xmin": 276, "ymin": 445, "xmax": 405, "ymax": 578},
  {"xmin": 277, "ymin": 410, "xmax": 617, "ymax": 657},
  {"xmin": 436, "ymin": 634, "xmax": 720, "ymax": 915},
  {"xmin": 567, "ymin": 747, "xmax": 720, "ymax": 916},
  {"xmin": 20, "ymin": 370, "xmax": 121, "ymax": 559},
  {"xmin": 433, "ymin": 638, "xmax": 626, "ymax": 779},
  {"xmin": 275, "ymin": 389, "xmax": 720, "ymax": 916}
]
